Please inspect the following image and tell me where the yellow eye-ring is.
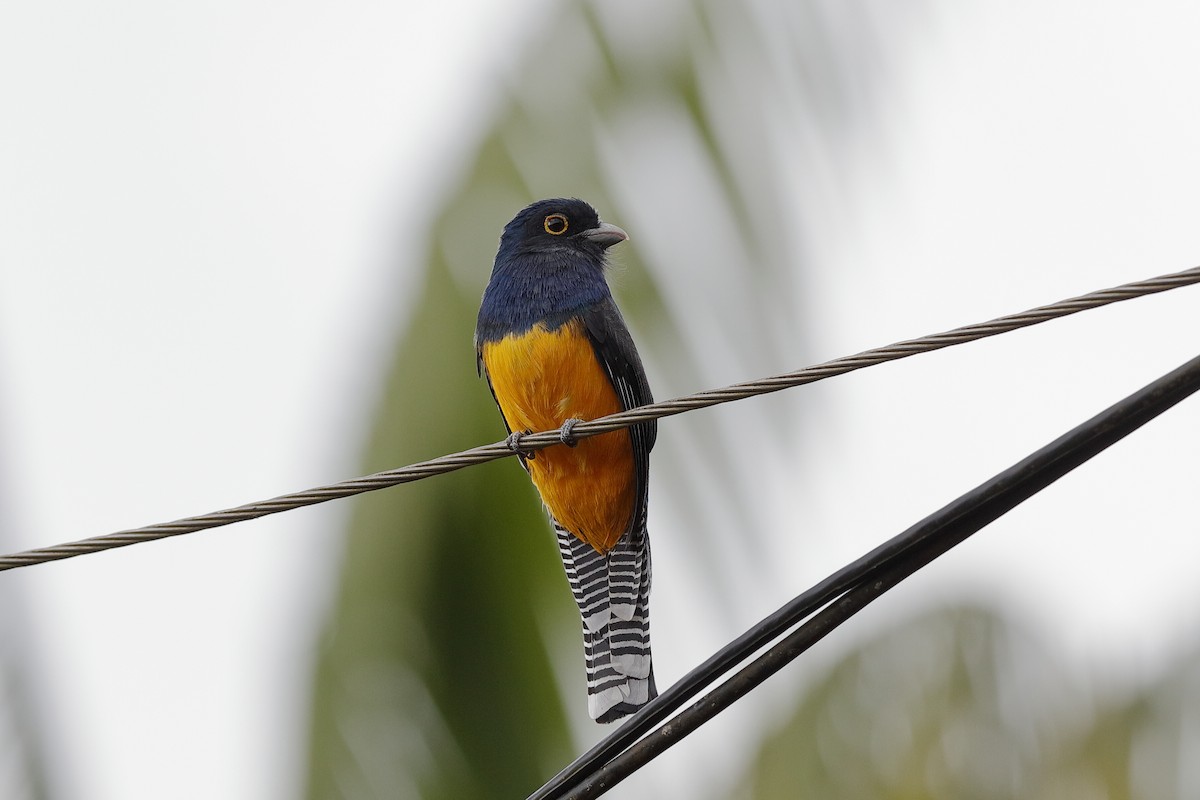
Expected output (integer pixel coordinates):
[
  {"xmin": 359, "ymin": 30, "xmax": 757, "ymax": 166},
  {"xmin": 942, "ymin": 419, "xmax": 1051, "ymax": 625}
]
[{"xmin": 544, "ymin": 213, "xmax": 569, "ymax": 235}]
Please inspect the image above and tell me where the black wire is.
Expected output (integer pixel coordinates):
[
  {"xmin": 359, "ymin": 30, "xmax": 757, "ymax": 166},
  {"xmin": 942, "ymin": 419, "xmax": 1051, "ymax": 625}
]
[
  {"xmin": 565, "ymin": 557, "xmax": 913, "ymax": 799},
  {"xmin": 534, "ymin": 351, "xmax": 1200, "ymax": 799}
]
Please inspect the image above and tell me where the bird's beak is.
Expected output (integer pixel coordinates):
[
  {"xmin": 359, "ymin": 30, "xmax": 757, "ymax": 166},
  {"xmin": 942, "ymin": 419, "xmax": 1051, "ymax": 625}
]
[{"xmin": 581, "ymin": 221, "xmax": 629, "ymax": 249}]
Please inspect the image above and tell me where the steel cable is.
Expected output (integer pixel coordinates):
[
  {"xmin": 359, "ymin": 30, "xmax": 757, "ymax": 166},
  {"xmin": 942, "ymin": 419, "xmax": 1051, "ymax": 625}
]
[{"xmin": 1, "ymin": 264, "xmax": 1197, "ymax": 572}]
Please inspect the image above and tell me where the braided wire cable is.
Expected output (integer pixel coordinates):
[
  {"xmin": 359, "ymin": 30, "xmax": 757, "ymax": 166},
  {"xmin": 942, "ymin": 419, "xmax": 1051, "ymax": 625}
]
[{"xmin": 1, "ymin": 264, "xmax": 1197, "ymax": 572}]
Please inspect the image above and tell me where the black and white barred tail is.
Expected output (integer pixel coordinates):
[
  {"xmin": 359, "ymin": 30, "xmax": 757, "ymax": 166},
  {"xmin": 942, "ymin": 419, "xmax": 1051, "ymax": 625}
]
[{"xmin": 554, "ymin": 512, "xmax": 655, "ymax": 722}]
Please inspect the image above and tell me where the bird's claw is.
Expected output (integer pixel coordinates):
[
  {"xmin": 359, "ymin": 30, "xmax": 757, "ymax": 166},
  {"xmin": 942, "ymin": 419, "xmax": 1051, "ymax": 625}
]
[
  {"xmin": 506, "ymin": 430, "xmax": 535, "ymax": 459},
  {"xmin": 559, "ymin": 418, "xmax": 581, "ymax": 448}
]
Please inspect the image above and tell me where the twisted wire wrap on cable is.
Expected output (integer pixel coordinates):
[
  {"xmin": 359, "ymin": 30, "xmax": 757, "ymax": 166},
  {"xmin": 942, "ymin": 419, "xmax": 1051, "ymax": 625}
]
[{"xmin": 1, "ymin": 264, "xmax": 1197, "ymax": 572}]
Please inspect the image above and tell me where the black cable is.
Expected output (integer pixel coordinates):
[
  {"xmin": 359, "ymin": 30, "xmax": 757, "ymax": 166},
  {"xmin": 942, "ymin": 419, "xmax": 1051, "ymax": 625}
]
[{"xmin": 534, "ymin": 351, "xmax": 1200, "ymax": 799}]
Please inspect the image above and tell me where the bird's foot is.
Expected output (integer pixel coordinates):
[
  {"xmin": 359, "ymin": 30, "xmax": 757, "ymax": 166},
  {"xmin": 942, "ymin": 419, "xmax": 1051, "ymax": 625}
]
[
  {"xmin": 506, "ymin": 430, "xmax": 535, "ymax": 460},
  {"xmin": 559, "ymin": 418, "xmax": 582, "ymax": 448}
]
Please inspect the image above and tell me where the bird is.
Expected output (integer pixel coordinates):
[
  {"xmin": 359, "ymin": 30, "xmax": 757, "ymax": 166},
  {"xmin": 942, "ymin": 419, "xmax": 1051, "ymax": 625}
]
[{"xmin": 475, "ymin": 198, "xmax": 657, "ymax": 723}]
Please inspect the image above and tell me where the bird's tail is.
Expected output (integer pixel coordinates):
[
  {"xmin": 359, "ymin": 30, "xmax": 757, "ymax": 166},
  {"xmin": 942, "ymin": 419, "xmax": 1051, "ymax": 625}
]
[{"xmin": 555, "ymin": 515, "xmax": 655, "ymax": 723}]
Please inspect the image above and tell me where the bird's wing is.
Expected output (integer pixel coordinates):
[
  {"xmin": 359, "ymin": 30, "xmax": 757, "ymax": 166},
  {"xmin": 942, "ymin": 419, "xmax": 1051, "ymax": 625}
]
[{"xmin": 578, "ymin": 296, "xmax": 656, "ymax": 487}]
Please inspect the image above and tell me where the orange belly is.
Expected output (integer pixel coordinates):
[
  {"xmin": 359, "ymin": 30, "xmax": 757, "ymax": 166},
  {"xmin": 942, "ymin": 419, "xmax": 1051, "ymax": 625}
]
[{"xmin": 481, "ymin": 319, "xmax": 635, "ymax": 553}]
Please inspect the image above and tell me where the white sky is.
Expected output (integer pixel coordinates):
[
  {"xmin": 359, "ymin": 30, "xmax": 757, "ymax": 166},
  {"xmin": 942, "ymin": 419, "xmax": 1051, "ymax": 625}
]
[
  {"xmin": 2, "ymin": 2, "xmax": 1200, "ymax": 799},
  {"xmin": 0, "ymin": 2, "xmax": 537, "ymax": 798},
  {"xmin": 806, "ymin": 1, "xmax": 1200, "ymax": 674}
]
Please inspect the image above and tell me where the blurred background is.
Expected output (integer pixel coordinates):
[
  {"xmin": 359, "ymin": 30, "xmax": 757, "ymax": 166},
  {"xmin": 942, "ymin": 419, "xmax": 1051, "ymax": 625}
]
[{"xmin": 3, "ymin": 1, "xmax": 1200, "ymax": 798}]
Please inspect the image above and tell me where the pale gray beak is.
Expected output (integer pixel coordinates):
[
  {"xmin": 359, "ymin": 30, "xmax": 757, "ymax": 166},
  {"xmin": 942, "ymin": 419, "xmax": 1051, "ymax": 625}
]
[{"xmin": 581, "ymin": 221, "xmax": 629, "ymax": 248}]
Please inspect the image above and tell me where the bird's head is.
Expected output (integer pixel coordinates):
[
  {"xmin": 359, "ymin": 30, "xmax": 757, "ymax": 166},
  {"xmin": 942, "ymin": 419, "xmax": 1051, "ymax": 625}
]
[{"xmin": 496, "ymin": 198, "xmax": 628, "ymax": 263}]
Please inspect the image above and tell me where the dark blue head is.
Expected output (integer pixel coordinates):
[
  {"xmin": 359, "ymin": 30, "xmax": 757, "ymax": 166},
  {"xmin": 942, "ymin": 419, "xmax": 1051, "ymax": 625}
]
[
  {"xmin": 495, "ymin": 198, "xmax": 628, "ymax": 262},
  {"xmin": 477, "ymin": 198, "xmax": 628, "ymax": 341}
]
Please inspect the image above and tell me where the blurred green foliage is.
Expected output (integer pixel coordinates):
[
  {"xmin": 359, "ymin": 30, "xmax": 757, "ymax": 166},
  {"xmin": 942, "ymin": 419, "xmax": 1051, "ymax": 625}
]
[
  {"xmin": 737, "ymin": 605, "xmax": 1200, "ymax": 800},
  {"xmin": 0, "ymin": 477, "xmax": 50, "ymax": 799},
  {"xmin": 0, "ymin": 616, "xmax": 51, "ymax": 798},
  {"xmin": 303, "ymin": 242, "xmax": 575, "ymax": 798},
  {"xmin": 739, "ymin": 607, "xmax": 1069, "ymax": 799}
]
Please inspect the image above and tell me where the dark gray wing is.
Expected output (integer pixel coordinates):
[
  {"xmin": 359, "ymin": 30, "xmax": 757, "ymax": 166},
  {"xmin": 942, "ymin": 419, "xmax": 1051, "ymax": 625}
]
[{"xmin": 578, "ymin": 296, "xmax": 656, "ymax": 507}]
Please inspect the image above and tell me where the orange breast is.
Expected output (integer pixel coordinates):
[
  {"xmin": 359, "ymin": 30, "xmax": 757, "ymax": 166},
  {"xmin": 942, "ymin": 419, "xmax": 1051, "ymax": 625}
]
[{"xmin": 481, "ymin": 319, "xmax": 636, "ymax": 553}]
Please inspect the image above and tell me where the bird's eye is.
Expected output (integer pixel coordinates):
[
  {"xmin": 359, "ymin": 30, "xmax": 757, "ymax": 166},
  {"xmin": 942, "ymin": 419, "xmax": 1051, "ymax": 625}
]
[{"xmin": 543, "ymin": 213, "xmax": 569, "ymax": 235}]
